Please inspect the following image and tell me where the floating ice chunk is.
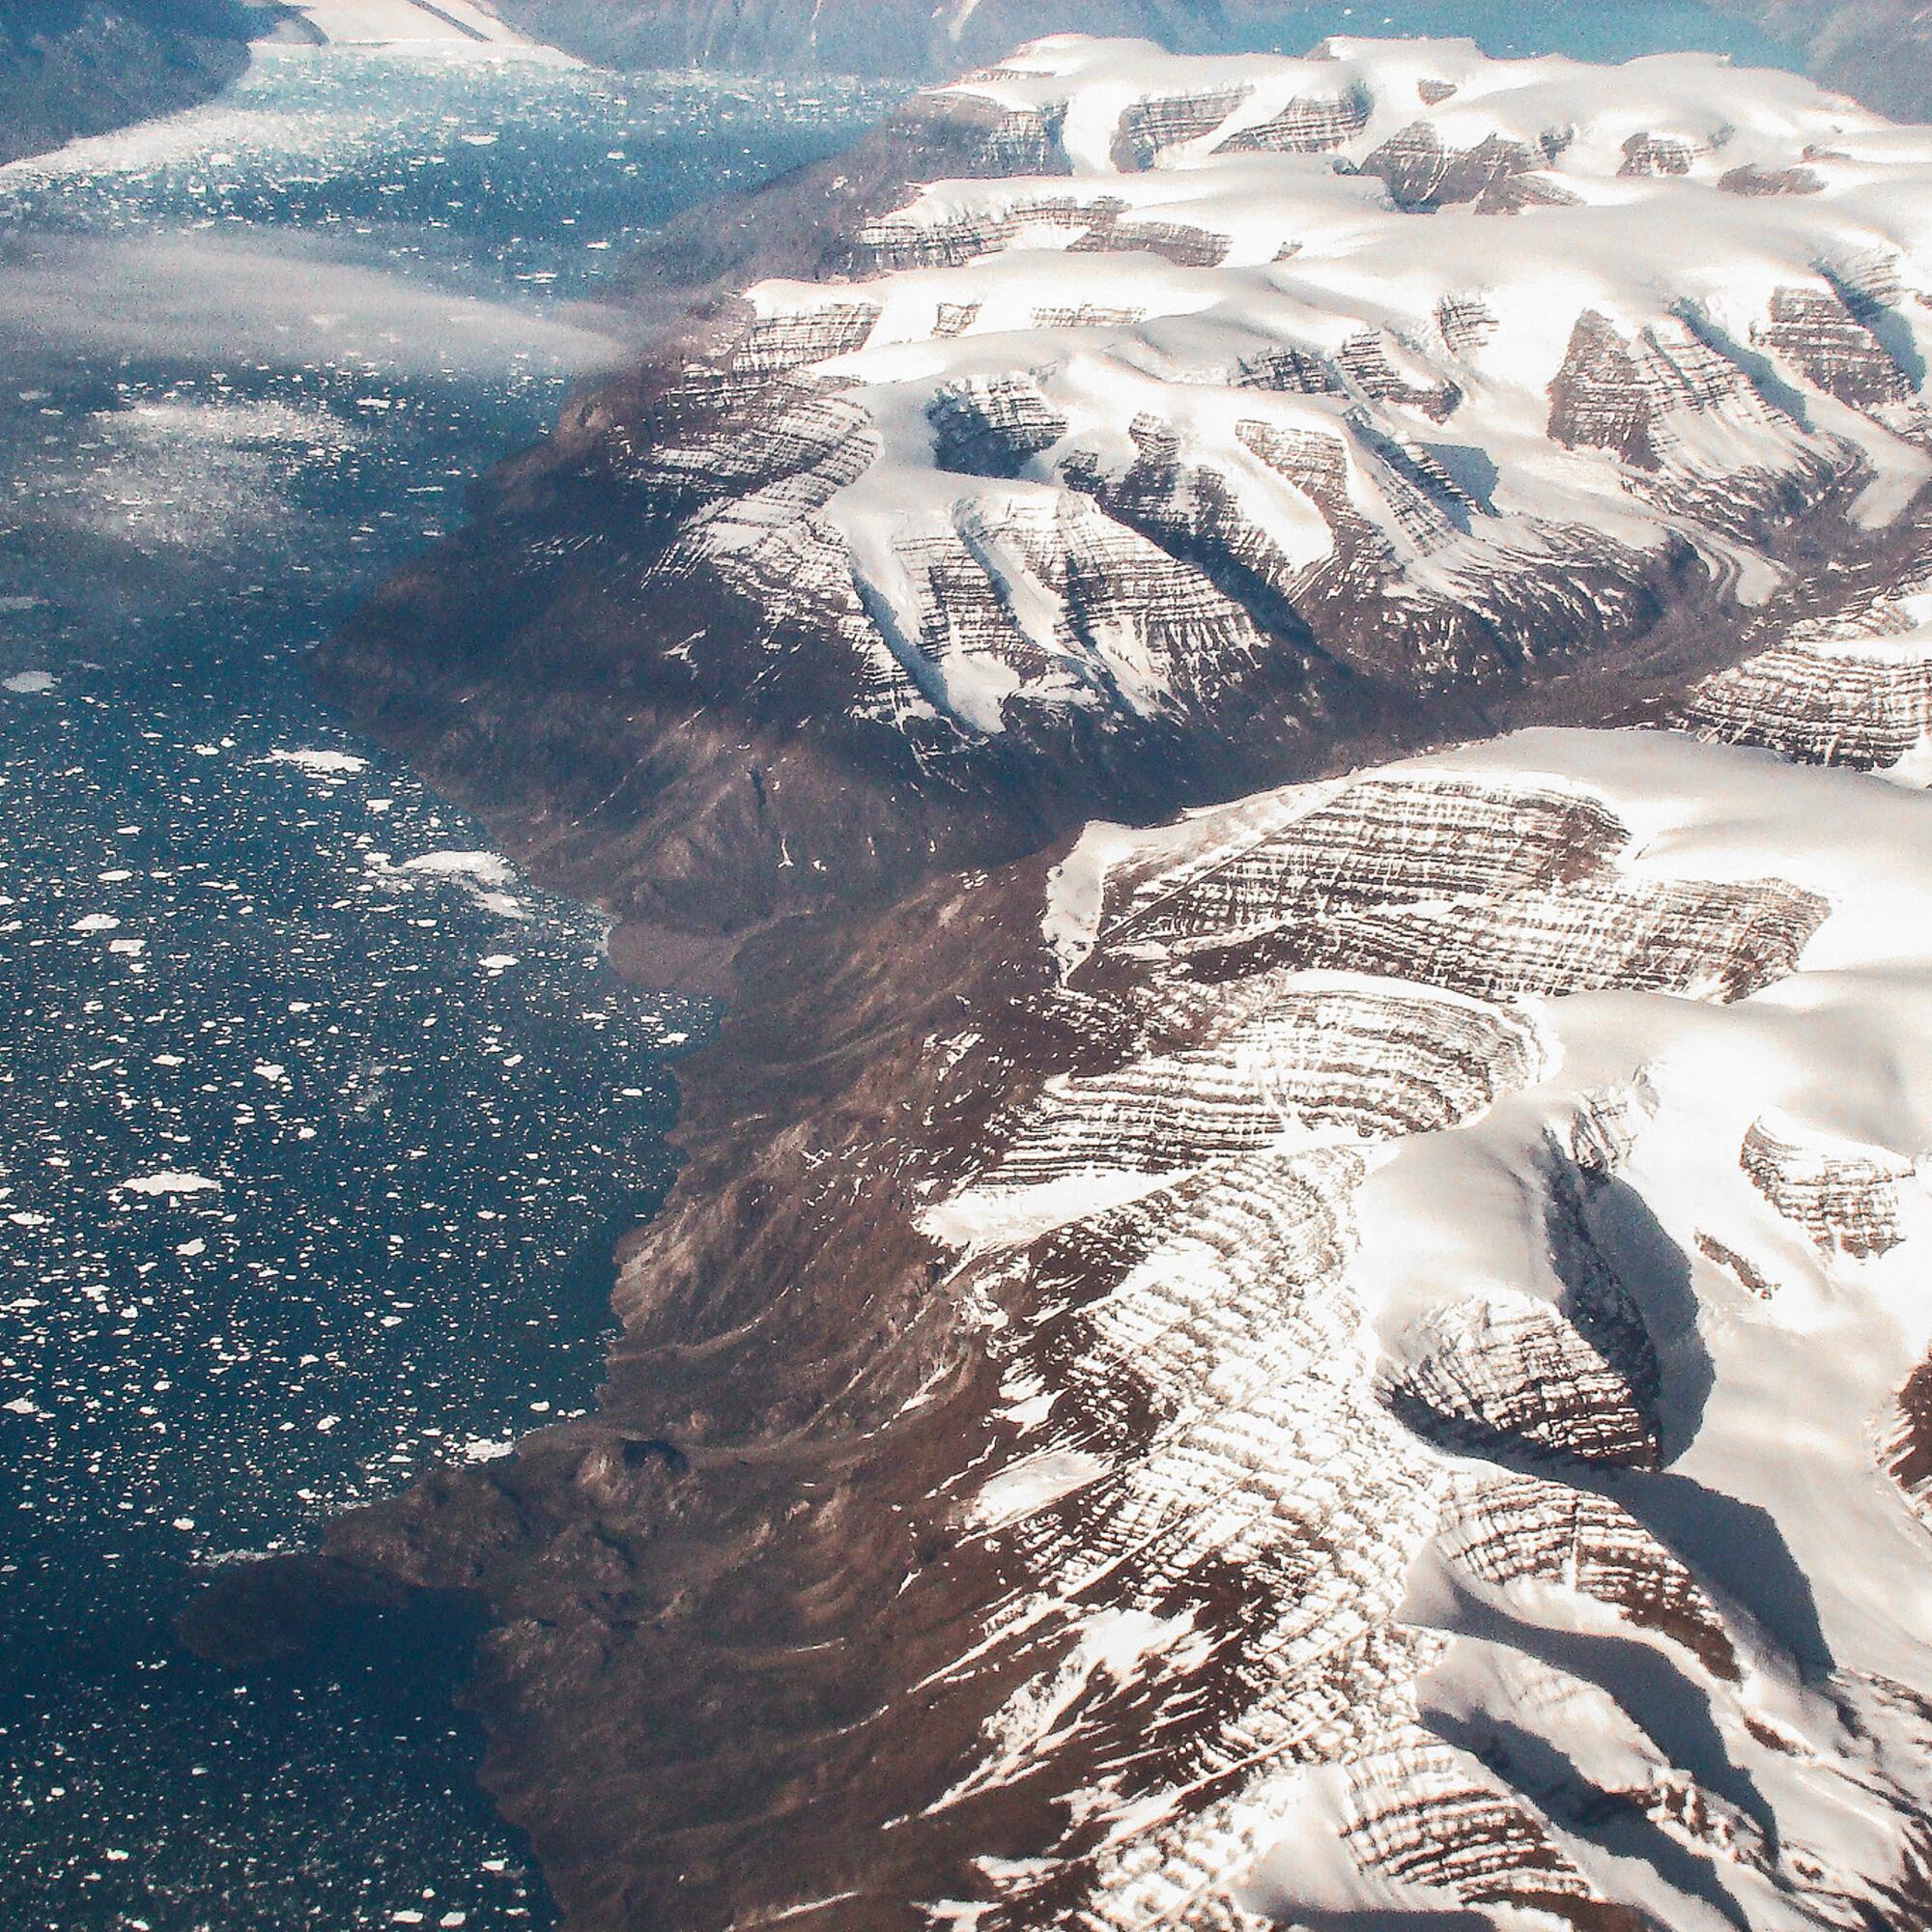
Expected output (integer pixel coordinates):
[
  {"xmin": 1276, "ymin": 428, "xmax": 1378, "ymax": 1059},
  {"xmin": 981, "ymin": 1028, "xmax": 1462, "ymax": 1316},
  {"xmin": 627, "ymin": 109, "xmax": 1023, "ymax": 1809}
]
[
  {"xmin": 269, "ymin": 748, "xmax": 367, "ymax": 777},
  {"xmin": 118, "ymin": 1172, "xmax": 220, "ymax": 1197},
  {"xmin": 71, "ymin": 914, "xmax": 121, "ymax": 932},
  {"xmin": 402, "ymin": 850, "xmax": 514, "ymax": 887},
  {"xmin": 3, "ymin": 670, "xmax": 56, "ymax": 694}
]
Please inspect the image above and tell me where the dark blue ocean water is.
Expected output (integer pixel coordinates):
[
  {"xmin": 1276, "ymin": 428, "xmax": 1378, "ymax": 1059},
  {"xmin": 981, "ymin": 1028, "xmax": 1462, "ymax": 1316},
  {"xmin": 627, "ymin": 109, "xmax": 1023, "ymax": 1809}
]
[
  {"xmin": 0, "ymin": 8, "xmax": 1811, "ymax": 1927},
  {"xmin": 0, "ymin": 49, "xmax": 895, "ymax": 1932}
]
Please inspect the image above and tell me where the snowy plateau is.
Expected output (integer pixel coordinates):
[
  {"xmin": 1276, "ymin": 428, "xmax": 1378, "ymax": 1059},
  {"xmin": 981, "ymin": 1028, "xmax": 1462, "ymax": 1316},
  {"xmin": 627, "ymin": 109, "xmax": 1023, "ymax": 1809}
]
[
  {"xmin": 264, "ymin": 32, "xmax": 1932, "ymax": 1932},
  {"xmin": 749, "ymin": 38, "xmax": 1932, "ymax": 737}
]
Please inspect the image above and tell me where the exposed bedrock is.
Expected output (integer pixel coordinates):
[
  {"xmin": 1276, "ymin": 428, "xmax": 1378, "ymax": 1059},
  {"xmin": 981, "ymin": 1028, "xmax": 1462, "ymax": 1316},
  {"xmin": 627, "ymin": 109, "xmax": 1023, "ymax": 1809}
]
[{"xmin": 315, "ymin": 38, "xmax": 1932, "ymax": 953}]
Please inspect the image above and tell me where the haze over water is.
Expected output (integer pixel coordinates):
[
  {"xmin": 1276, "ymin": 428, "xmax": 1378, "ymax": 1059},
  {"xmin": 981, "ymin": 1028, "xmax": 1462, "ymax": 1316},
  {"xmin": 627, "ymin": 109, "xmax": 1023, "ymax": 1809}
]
[{"xmin": 0, "ymin": 47, "xmax": 894, "ymax": 1931}]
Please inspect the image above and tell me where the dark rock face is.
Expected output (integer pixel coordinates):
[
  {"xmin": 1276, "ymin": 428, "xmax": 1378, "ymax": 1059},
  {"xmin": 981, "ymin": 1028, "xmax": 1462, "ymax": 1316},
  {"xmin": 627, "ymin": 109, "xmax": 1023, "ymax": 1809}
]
[
  {"xmin": 1729, "ymin": 0, "xmax": 1932, "ymax": 121},
  {"xmin": 0, "ymin": 1, "xmax": 252, "ymax": 167},
  {"xmin": 199, "ymin": 36, "xmax": 1932, "ymax": 1932}
]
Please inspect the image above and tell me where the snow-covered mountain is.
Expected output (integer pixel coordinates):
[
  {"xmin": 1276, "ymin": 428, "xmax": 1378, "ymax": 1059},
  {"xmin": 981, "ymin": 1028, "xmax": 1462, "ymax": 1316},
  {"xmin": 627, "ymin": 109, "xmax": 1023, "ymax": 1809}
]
[
  {"xmin": 770, "ymin": 36, "xmax": 1926, "ymax": 732},
  {"xmin": 242, "ymin": 477, "xmax": 1932, "ymax": 1932},
  {"xmin": 239, "ymin": 34, "xmax": 1932, "ymax": 1932},
  {"xmin": 902, "ymin": 572, "xmax": 1932, "ymax": 1928},
  {"xmin": 320, "ymin": 34, "xmax": 1932, "ymax": 933}
]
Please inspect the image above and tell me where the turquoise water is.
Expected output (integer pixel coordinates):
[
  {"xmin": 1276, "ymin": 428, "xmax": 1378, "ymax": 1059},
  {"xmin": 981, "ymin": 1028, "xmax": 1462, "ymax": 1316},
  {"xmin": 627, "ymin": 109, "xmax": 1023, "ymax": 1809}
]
[{"xmin": 0, "ymin": 50, "xmax": 895, "ymax": 1932}]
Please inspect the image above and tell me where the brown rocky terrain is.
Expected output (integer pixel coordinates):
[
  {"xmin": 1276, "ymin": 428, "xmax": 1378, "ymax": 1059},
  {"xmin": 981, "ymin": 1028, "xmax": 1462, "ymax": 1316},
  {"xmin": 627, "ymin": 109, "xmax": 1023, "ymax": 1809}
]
[
  {"xmin": 190, "ymin": 519, "xmax": 1932, "ymax": 1928},
  {"xmin": 191, "ymin": 35, "xmax": 1932, "ymax": 1932}
]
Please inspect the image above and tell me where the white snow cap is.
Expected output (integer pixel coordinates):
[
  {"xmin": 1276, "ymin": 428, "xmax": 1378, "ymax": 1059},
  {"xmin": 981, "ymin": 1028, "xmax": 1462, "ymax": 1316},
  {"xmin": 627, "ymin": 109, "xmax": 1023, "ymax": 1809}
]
[{"xmin": 705, "ymin": 37, "xmax": 1932, "ymax": 737}]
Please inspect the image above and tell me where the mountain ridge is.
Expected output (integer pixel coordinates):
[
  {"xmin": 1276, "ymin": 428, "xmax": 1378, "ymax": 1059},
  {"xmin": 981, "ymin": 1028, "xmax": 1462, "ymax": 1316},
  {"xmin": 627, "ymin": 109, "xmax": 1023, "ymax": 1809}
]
[
  {"xmin": 0, "ymin": 1, "xmax": 255, "ymax": 168},
  {"xmin": 486, "ymin": 0, "xmax": 1932, "ymax": 123},
  {"xmin": 194, "ymin": 34, "xmax": 1932, "ymax": 1932},
  {"xmin": 194, "ymin": 507, "xmax": 1932, "ymax": 1931},
  {"xmin": 314, "ymin": 35, "xmax": 1932, "ymax": 952}
]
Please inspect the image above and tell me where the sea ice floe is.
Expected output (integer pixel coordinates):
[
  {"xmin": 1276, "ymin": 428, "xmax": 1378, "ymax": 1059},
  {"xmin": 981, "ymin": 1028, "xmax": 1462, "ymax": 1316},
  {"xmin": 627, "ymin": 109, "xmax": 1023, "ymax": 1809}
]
[{"xmin": 269, "ymin": 748, "xmax": 368, "ymax": 778}]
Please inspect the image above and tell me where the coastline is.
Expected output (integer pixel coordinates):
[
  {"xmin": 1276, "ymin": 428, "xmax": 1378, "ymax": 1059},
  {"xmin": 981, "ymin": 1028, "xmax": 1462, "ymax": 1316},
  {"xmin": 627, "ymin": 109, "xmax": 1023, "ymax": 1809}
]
[{"xmin": 182, "ymin": 41, "xmax": 1932, "ymax": 1930}]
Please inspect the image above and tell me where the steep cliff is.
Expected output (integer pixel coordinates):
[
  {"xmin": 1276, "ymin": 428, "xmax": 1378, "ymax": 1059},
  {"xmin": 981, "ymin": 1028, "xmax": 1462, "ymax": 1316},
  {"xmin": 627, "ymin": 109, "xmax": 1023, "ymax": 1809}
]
[
  {"xmin": 1726, "ymin": 0, "xmax": 1932, "ymax": 121},
  {"xmin": 0, "ymin": 1, "xmax": 254, "ymax": 168}
]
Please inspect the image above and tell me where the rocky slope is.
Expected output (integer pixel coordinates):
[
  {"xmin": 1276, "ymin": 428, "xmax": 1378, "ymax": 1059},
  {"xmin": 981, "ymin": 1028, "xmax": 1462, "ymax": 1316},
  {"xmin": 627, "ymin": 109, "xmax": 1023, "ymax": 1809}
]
[
  {"xmin": 0, "ymin": 1, "xmax": 254, "ymax": 168},
  {"xmin": 198, "ymin": 510, "xmax": 1932, "ymax": 1932},
  {"xmin": 203, "ymin": 35, "xmax": 1932, "ymax": 1932},
  {"xmin": 317, "ymin": 36, "xmax": 1932, "ymax": 946}
]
